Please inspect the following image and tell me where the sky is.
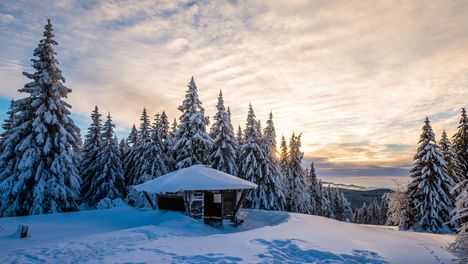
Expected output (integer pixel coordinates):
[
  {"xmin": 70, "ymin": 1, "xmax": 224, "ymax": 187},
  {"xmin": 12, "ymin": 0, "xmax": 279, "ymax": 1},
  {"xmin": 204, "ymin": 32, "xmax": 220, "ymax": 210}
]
[{"xmin": 0, "ymin": 0, "xmax": 467, "ymax": 177}]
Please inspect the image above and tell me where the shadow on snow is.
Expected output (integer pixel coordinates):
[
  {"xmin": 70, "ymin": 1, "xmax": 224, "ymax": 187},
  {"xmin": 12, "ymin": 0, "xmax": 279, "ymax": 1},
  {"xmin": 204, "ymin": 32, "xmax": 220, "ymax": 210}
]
[{"xmin": 253, "ymin": 239, "xmax": 387, "ymax": 264}]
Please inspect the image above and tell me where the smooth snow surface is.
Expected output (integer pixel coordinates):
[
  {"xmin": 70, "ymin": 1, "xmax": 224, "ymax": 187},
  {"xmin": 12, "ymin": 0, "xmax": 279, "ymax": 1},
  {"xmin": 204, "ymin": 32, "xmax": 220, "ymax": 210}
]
[
  {"xmin": 133, "ymin": 164, "xmax": 257, "ymax": 193},
  {"xmin": 0, "ymin": 207, "xmax": 456, "ymax": 263}
]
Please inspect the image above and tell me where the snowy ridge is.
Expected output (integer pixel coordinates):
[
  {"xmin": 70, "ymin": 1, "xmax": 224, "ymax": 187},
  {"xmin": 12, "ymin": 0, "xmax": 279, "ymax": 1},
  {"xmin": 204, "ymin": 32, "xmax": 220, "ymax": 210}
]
[{"xmin": 0, "ymin": 207, "xmax": 456, "ymax": 263}]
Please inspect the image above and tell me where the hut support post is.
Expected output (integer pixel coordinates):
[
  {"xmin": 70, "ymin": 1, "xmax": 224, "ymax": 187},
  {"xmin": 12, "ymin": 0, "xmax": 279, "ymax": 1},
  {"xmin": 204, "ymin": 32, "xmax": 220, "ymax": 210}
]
[
  {"xmin": 183, "ymin": 191, "xmax": 192, "ymax": 217},
  {"xmin": 143, "ymin": 191, "xmax": 156, "ymax": 210},
  {"xmin": 232, "ymin": 189, "xmax": 250, "ymax": 223}
]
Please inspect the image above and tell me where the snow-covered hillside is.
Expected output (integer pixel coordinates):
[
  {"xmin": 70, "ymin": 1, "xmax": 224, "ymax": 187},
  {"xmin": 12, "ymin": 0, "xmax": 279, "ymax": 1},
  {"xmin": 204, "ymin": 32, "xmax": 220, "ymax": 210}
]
[{"xmin": 0, "ymin": 207, "xmax": 456, "ymax": 263}]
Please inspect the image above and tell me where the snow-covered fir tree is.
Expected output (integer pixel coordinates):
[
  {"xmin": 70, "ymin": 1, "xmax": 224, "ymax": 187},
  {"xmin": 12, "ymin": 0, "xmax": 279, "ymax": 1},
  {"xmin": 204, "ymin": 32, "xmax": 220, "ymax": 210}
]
[
  {"xmin": 126, "ymin": 124, "xmax": 138, "ymax": 147},
  {"xmin": 159, "ymin": 111, "xmax": 175, "ymax": 171},
  {"xmin": 317, "ymin": 180, "xmax": 333, "ymax": 218},
  {"xmin": 209, "ymin": 90, "xmax": 238, "ymax": 175},
  {"xmin": 0, "ymin": 99, "xmax": 16, "ymax": 194},
  {"xmin": 337, "ymin": 189, "xmax": 353, "ymax": 221},
  {"xmin": 260, "ymin": 111, "xmax": 286, "ymax": 210},
  {"xmin": 366, "ymin": 200, "xmax": 383, "ymax": 225},
  {"xmin": 235, "ymin": 124, "xmax": 243, "ymax": 162},
  {"xmin": 238, "ymin": 104, "xmax": 268, "ymax": 209},
  {"xmin": 87, "ymin": 113, "xmax": 125, "ymax": 208},
  {"xmin": 152, "ymin": 112, "xmax": 161, "ymax": 135},
  {"xmin": 279, "ymin": 135, "xmax": 288, "ymax": 171},
  {"xmin": 384, "ymin": 186, "xmax": 411, "ymax": 230},
  {"xmin": 0, "ymin": 100, "xmax": 15, "ymax": 135},
  {"xmin": 263, "ymin": 112, "xmax": 278, "ymax": 158},
  {"xmin": 307, "ymin": 162, "xmax": 321, "ymax": 214},
  {"xmin": 278, "ymin": 135, "xmax": 290, "ymax": 193},
  {"xmin": 158, "ymin": 112, "xmax": 170, "ymax": 141},
  {"xmin": 118, "ymin": 138, "xmax": 129, "ymax": 163},
  {"xmin": 173, "ymin": 77, "xmax": 213, "ymax": 169},
  {"xmin": 283, "ymin": 133, "xmax": 311, "ymax": 213},
  {"xmin": 325, "ymin": 186, "xmax": 352, "ymax": 222},
  {"xmin": 450, "ymin": 110, "xmax": 468, "ymax": 260},
  {"xmin": 440, "ymin": 129, "xmax": 463, "ymax": 194},
  {"xmin": 236, "ymin": 125, "xmax": 243, "ymax": 146},
  {"xmin": 406, "ymin": 117, "xmax": 454, "ymax": 233},
  {"xmin": 124, "ymin": 108, "xmax": 168, "ymax": 187},
  {"xmin": 449, "ymin": 176, "xmax": 468, "ymax": 262},
  {"xmin": 0, "ymin": 99, "xmax": 16, "ymax": 152},
  {"xmin": 308, "ymin": 162, "xmax": 317, "ymax": 180},
  {"xmin": 80, "ymin": 106, "xmax": 102, "ymax": 203},
  {"xmin": 124, "ymin": 109, "xmax": 149, "ymax": 186},
  {"xmin": 227, "ymin": 107, "xmax": 235, "ymax": 134},
  {"xmin": 166, "ymin": 118, "xmax": 178, "ymax": 172},
  {"xmin": 452, "ymin": 108, "xmax": 468, "ymax": 183},
  {"xmin": 169, "ymin": 118, "xmax": 178, "ymax": 141},
  {"xmin": 353, "ymin": 202, "xmax": 367, "ymax": 224},
  {"xmin": 171, "ymin": 118, "xmax": 178, "ymax": 135},
  {"xmin": 379, "ymin": 196, "xmax": 389, "ymax": 225},
  {"xmin": 0, "ymin": 20, "xmax": 81, "ymax": 216}
]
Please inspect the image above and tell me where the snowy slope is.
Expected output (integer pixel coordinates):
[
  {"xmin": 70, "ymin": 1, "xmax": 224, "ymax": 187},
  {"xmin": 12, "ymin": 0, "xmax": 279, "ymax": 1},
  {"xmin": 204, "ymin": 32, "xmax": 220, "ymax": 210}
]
[{"xmin": 0, "ymin": 207, "xmax": 456, "ymax": 263}]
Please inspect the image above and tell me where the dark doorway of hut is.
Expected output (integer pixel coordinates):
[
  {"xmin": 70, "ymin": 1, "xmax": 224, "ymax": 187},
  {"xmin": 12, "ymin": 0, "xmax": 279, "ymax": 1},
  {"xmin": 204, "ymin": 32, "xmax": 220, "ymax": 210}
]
[{"xmin": 204, "ymin": 192, "xmax": 223, "ymax": 227}]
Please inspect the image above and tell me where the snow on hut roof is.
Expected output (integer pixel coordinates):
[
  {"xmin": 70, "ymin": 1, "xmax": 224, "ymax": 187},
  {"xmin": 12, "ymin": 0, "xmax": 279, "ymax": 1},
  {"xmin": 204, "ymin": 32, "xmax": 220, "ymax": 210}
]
[{"xmin": 133, "ymin": 165, "xmax": 257, "ymax": 194}]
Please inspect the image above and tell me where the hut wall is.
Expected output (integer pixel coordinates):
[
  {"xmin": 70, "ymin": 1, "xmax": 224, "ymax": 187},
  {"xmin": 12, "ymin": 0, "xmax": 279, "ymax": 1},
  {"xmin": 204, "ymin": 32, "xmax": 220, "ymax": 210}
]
[
  {"xmin": 157, "ymin": 193, "xmax": 186, "ymax": 212},
  {"xmin": 184, "ymin": 191, "xmax": 204, "ymax": 219}
]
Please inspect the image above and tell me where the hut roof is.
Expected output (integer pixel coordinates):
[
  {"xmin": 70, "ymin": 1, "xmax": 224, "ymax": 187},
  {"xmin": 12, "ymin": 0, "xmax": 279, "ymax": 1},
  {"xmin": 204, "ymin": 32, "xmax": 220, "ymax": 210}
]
[{"xmin": 133, "ymin": 165, "xmax": 257, "ymax": 194}]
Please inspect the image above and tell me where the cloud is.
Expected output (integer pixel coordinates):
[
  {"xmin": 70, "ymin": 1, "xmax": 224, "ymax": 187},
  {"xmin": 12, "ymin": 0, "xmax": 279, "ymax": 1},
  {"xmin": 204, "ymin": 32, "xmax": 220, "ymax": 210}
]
[
  {"xmin": 0, "ymin": 13, "xmax": 14, "ymax": 23},
  {"xmin": 0, "ymin": 0, "xmax": 467, "ymax": 176}
]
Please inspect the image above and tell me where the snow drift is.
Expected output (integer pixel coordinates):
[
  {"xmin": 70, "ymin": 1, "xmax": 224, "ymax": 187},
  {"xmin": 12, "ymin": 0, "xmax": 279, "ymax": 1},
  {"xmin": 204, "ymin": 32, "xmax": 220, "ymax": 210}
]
[{"xmin": 0, "ymin": 207, "xmax": 456, "ymax": 263}]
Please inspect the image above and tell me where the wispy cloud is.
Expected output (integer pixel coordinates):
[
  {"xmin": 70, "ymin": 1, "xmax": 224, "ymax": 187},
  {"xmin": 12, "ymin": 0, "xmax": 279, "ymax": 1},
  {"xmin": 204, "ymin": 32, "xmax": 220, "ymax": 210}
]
[{"xmin": 0, "ymin": 0, "xmax": 467, "ymax": 176}]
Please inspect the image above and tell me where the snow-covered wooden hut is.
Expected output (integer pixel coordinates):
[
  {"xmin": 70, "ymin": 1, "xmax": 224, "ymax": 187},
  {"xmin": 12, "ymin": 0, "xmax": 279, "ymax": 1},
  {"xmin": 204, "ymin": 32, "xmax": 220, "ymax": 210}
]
[{"xmin": 133, "ymin": 165, "xmax": 257, "ymax": 224}]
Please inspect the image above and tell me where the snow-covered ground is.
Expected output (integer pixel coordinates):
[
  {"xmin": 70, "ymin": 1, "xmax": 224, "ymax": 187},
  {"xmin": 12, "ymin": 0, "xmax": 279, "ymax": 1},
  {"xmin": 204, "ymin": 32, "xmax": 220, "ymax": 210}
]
[{"xmin": 0, "ymin": 207, "xmax": 456, "ymax": 263}]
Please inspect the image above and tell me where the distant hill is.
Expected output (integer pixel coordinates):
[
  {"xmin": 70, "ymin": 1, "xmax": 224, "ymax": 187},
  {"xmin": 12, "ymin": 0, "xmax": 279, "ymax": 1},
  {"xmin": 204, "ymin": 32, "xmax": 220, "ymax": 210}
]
[{"xmin": 340, "ymin": 188, "xmax": 392, "ymax": 209}]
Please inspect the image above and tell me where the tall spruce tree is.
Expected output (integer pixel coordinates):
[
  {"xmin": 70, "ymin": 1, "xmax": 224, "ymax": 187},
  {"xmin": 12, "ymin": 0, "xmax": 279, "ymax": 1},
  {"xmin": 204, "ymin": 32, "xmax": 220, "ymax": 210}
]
[
  {"xmin": 167, "ymin": 118, "xmax": 178, "ymax": 172},
  {"xmin": 261, "ymin": 111, "xmax": 286, "ymax": 210},
  {"xmin": 238, "ymin": 104, "xmax": 267, "ymax": 209},
  {"xmin": 407, "ymin": 117, "xmax": 454, "ymax": 233},
  {"xmin": 124, "ymin": 108, "xmax": 168, "ymax": 186},
  {"xmin": 159, "ymin": 111, "xmax": 174, "ymax": 171},
  {"xmin": 264, "ymin": 112, "xmax": 278, "ymax": 158},
  {"xmin": 152, "ymin": 112, "xmax": 161, "ymax": 136},
  {"xmin": 118, "ymin": 138, "xmax": 129, "ymax": 163},
  {"xmin": 284, "ymin": 133, "xmax": 311, "ymax": 213},
  {"xmin": 0, "ymin": 100, "xmax": 15, "ymax": 140},
  {"xmin": 384, "ymin": 185, "xmax": 412, "ymax": 229},
  {"xmin": 171, "ymin": 118, "xmax": 178, "ymax": 135},
  {"xmin": 173, "ymin": 77, "xmax": 213, "ymax": 169},
  {"xmin": 318, "ymin": 180, "xmax": 333, "ymax": 217},
  {"xmin": 209, "ymin": 90, "xmax": 237, "ymax": 175},
  {"xmin": 279, "ymin": 136, "xmax": 288, "ymax": 170},
  {"xmin": 450, "ymin": 176, "xmax": 468, "ymax": 262},
  {"xmin": 81, "ymin": 106, "xmax": 103, "ymax": 203},
  {"xmin": 0, "ymin": 20, "xmax": 81, "ymax": 216},
  {"xmin": 353, "ymin": 203, "xmax": 368, "ymax": 224},
  {"xmin": 308, "ymin": 162, "xmax": 321, "ymax": 214},
  {"xmin": 452, "ymin": 108, "xmax": 468, "ymax": 183},
  {"xmin": 0, "ymin": 100, "xmax": 16, "ymax": 154},
  {"xmin": 227, "ymin": 107, "xmax": 234, "ymax": 133},
  {"xmin": 450, "ymin": 110, "xmax": 468, "ymax": 260},
  {"xmin": 88, "ymin": 113, "xmax": 125, "ymax": 208},
  {"xmin": 236, "ymin": 125, "xmax": 243, "ymax": 145},
  {"xmin": 127, "ymin": 124, "xmax": 138, "ymax": 147},
  {"xmin": 440, "ymin": 130, "xmax": 463, "ymax": 190}
]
